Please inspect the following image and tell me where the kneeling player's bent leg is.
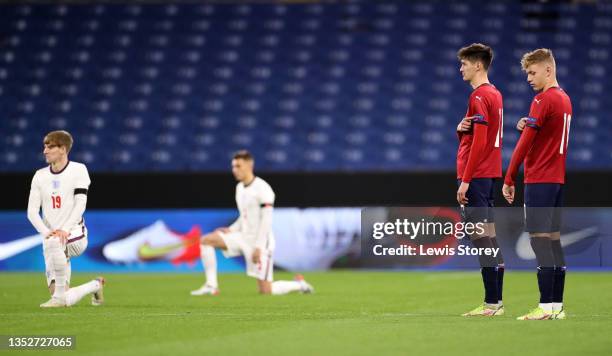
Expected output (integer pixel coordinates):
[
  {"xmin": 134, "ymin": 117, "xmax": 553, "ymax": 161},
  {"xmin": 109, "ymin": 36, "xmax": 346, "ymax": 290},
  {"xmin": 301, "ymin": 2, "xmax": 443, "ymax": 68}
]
[
  {"xmin": 251, "ymin": 253, "xmax": 312, "ymax": 295},
  {"xmin": 197, "ymin": 231, "xmax": 228, "ymax": 290},
  {"xmin": 258, "ymin": 279, "xmax": 273, "ymax": 295},
  {"xmin": 43, "ymin": 237, "xmax": 68, "ymax": 301},
  {"xmin": 270, "ymin": 280, "xmax": 303, "ymax": 295},
  {"xmin": 245, "ymin": 248, "xmax": 303, "ymax": 295}
]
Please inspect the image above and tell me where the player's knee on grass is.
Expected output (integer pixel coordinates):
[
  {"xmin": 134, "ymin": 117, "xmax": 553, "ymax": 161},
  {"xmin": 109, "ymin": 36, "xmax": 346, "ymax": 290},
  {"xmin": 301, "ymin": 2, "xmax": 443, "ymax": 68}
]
[{"xmin": 257, "ymin": 280, "xmax": 272, "ymax": 295}]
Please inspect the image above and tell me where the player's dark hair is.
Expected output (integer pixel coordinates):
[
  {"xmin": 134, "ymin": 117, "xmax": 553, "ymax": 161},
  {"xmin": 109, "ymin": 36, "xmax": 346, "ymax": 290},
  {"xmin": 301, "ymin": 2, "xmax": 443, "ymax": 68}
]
[
  {"xmin": 233, "ymin": 150, "xmax": 253, "ymax": 162},
  {"xmin": 457, "ymin": 43, "xmax": 494, "ymax": 70},
  {"xmin": 44, "ymin": 130, "xmax": 73, "ymax": 153}
]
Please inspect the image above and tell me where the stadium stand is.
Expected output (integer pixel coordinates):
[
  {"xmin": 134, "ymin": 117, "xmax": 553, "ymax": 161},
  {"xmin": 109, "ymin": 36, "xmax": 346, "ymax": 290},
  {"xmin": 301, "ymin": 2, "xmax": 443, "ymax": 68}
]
[{"xmin": 1, "ymin": 1, "xmax": 610, "ymax": 172}]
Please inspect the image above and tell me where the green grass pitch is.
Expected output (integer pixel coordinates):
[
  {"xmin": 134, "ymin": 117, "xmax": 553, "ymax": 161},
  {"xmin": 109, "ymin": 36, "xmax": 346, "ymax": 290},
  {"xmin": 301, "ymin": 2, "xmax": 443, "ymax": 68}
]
[{"xmin": 1, "ymin": 271, "xmax": 611, "ymax": 355}]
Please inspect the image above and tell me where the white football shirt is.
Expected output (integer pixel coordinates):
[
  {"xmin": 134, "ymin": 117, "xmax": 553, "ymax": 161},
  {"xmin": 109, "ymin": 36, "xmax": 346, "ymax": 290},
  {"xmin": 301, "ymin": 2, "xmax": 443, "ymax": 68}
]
[
  {"xmin": 231, "ymin": 176, "xmax": 275, "ymax": 249},
  {"xmin": 28, "ymin": 161, "xmax": 91, "ymax": 236}
]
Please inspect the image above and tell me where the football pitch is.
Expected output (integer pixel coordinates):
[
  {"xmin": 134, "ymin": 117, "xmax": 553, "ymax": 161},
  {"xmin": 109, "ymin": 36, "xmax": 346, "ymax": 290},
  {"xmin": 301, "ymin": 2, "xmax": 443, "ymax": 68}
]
[{"xmin": 1, "ymin": 271, "xmax": 611, "ymax": 355}]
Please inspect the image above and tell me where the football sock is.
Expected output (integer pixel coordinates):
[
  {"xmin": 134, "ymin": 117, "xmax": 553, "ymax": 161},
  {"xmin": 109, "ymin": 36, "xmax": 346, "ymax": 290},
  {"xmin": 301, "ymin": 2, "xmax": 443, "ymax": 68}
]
[
  {"xmin": 530, "ymin": 237, "xmax": 555, "ymax": 304},
  {"xmin": 271, "ymin": 281, "xmax": 302, "ymax": 295},
  {"xmin": 472, "ymin": 237, "xmax": 498, "ymax": 304},
  {"xmin": 551, "ymin": 239, "xmax": 566, "ymax": 304},
  {"xmin": 200, "ymin": 244, "xmax": 218, "ymax": 288},
  {"xmin": 44, "ymin": 237, "xmax": 67, "ymax": 299},
  {"xmin": 65, "ymin": 280, "xmax": 101, "ymax": 306},
  {"xmin": 490, "ymin": 236, "xmax": 504, "ymax": 304},
  {"xmin": 539, "ymin": 303, "xmax": 553, "ymax": 314}
]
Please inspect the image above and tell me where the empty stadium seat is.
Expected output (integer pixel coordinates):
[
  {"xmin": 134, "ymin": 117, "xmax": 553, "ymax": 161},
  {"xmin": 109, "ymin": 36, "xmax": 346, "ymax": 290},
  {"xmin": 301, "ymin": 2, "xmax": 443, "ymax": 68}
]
[{"xmin": 0, "ymin": 1, "xmax": 610, "ymax": 171}]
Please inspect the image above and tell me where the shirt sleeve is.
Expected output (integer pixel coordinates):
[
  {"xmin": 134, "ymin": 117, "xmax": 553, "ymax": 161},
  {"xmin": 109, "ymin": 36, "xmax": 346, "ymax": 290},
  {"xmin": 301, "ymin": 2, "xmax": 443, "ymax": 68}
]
[
  {"xmin": 504, "ymin": 127, "xmax": 538, "ymax": 186},
  {"xmin": 525, "ymin": 96, "xmax": 549, "ymax": 130},
  {"xmin": 60, "ymin": 165, "xmax": 90, "ymax": 232},
  {"xmin": 27, "ymin": 172, "xmax": 51, "ymax": 236},
  {"xmin": 461, "ymin": 123, "xmax": 488, "ymax": 183},
  {"xmin": 254, "ymin": 183, "xmax": 275, "ymax": 249},
  {"xmin": 469, "ymin": 95, "xmax": 489, "ymax": 126},
  {"xmin": 75, "ymin": 164, "xmax": 91, "ymax": 189}
]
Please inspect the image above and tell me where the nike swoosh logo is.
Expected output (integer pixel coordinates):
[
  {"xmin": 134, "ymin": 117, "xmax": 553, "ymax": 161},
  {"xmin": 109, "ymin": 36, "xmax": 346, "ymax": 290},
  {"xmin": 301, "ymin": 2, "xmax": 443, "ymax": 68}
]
[
  {"xmin": 137, "ymin": 241, "xmax": 187, "ymax": 260},
  {"xmin": 515, "ymin": 227, "xmax": 599, "ymax": 260},
  {"xmin": 0, "ymin": 234, "xmax": 43, "ymax": 261}
]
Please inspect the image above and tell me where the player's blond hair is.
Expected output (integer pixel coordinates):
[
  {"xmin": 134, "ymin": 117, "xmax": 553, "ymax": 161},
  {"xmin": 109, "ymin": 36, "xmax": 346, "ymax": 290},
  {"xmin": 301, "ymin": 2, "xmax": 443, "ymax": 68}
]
[
  {"xmin": 44, "ymin": 130, "xmax": 73, "ymax": 153},
  {"xmin": 521, "ymin": 48, "xmax": 556, "ymax": 71}
]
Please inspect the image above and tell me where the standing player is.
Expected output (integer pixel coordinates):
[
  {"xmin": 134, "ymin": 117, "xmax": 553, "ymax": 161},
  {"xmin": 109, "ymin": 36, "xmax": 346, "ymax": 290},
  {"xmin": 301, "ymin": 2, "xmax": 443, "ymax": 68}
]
[
  {"xmin": 27, "ymin": 130, "xmax": 104, "ymax": 308},
  {"xmin": 455, "ymin": 43, "xmax": 506, "ymax": 317},
  {"xmin": 503, "ymin": 49, "xmax": 572, "ymax": 320},
  {"xmin": 190, "ymin": 150, "xmax": 313, "ymax": 295}
]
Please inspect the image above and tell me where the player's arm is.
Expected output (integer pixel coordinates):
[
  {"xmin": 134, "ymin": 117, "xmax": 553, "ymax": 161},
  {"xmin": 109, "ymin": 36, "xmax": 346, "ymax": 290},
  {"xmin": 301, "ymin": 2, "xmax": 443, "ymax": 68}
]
[
  {"xmin": 504, "ymin": 126, "xmax": 538, "ymax": 187},
  {"xmin": 457, "ymin": 96, "xmax": 489, "ymax": 204},
  {"xmin": 59, "ymin": 165, "xmax": 91, "ymax": 234},
  {"xmin": 457, "ymin": 117, "xmax": 487, "ymax": 204},
  {"xmin": 503, "ymin": 97, "xmax": 548, "ymax": 203},
  {"xmin": 253, "ymin": 185, "xmax": 275, "ymax": 263},
  {"xmin": 502, "ymin": 116, "xmax": 541, "ymax": 204},
  {"xmin": 461, "ymin": 114, "xmax": 488, "ymax": 184},
  {"xmin": 252, "ymin": 204, "xmax": 273, "ymax": 264},
  {"xmin": 456, "ymin": 116, "xmax": 473, "ymax": 138},
  {"xmin": 504, "ymin": 98, "xmax": 547, "ymax": 187},
  {"xmin": 27, "ymin": 173, "xmax": 52, "ymax": 237}
]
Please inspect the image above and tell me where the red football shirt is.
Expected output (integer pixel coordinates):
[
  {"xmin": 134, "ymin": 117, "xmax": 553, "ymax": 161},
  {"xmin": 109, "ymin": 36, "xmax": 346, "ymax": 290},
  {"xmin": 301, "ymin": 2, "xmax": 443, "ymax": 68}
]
[
  {"xmin": 522, "ymin": 87, "xmax": 573, "ymax": 184},
  {"xmin": 456, "ymin": 83, "xmax": 503, "ymax": 181}
]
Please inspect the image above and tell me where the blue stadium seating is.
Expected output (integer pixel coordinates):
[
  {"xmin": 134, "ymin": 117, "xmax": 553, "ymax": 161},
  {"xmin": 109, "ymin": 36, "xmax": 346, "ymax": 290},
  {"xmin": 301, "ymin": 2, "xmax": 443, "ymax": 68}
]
[{"xmin": 1, "ymin": 1, "xmax": 610, "ymax": 172}]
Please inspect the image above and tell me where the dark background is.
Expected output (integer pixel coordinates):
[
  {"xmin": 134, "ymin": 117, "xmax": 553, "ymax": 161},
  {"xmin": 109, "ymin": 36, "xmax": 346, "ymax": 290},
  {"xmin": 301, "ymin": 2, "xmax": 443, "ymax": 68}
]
[{"xmin": 3, "ymin": 171, "xmax": 611, "ymax": 209}]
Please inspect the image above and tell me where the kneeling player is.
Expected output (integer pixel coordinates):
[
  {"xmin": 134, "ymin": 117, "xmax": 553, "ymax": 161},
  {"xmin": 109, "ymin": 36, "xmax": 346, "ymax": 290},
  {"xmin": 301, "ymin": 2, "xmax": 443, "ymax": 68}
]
[
  {"xmin": 27, "ymin": 131, "xmax": 104, "ymax": 308},
  {"xmin": 191, "ymin": 150, "xmax": 313, "ymax": 295}
]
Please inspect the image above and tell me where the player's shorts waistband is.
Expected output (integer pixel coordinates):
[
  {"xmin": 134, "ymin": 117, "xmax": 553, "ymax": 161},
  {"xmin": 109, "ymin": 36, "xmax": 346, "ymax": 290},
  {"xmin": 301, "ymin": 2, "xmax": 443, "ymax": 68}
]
[{"xmin": 67, "ymin": 234, "xmax": 85, "ymax": 244}]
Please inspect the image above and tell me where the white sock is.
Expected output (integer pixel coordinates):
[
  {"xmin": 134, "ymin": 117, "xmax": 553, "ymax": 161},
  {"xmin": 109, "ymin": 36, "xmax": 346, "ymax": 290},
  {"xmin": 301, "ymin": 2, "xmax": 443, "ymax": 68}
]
[
  {"xmin": 539, "ymin": 303, "xmax": 553, "ymax": 313},
  {"xmin": 66, "ymin": 260, "xmax": 71, "ymax": 286},
  {"xmin": 65, "ymin": 280, "xmax": 101, "ymax": 306},
  {"xmin": 271, "ymin": 280, "xmax": 302, "ymax": 295},
  {"xmin": 44, "ymin": 238, "xmax": 67, "ymax": 299},
  {"xmin": 552, "ymin": 302, "xmax": 563, "ymax": 312},
  {"xmin": 498, "ymin": 300, "xmax": 503, "ymax": 306},
  {"xmin": 200, "ymin": 244, "xmax": 218, "ymax": 288}
]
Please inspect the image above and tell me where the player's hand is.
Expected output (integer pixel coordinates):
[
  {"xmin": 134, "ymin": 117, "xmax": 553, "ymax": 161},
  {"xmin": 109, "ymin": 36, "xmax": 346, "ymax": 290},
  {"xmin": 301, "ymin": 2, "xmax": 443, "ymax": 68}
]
[
  {"xmin": 215, "ymin": 227, "xmax": 230, "ymax": 234},
  {"xmin": 516, "ymin": 117, "xmax": 527, "ymax": 131},
  {"xmin": 457, "ymin": 117, "xmax": 473, "ymax": 132},
  {"xmin": 502, "ymin": 184, "xmax": 515, "ymax": 204},
  {"xmin": 50, "ymin": 230, "xmax": 69, "ymax": 245},
  {"xmin": 252, "ymin": 248, "xmax": 261, "ymax": 264},
  {"xmin": 457, "ymin": 182, "xmax": 470, "ymax": 205}
]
